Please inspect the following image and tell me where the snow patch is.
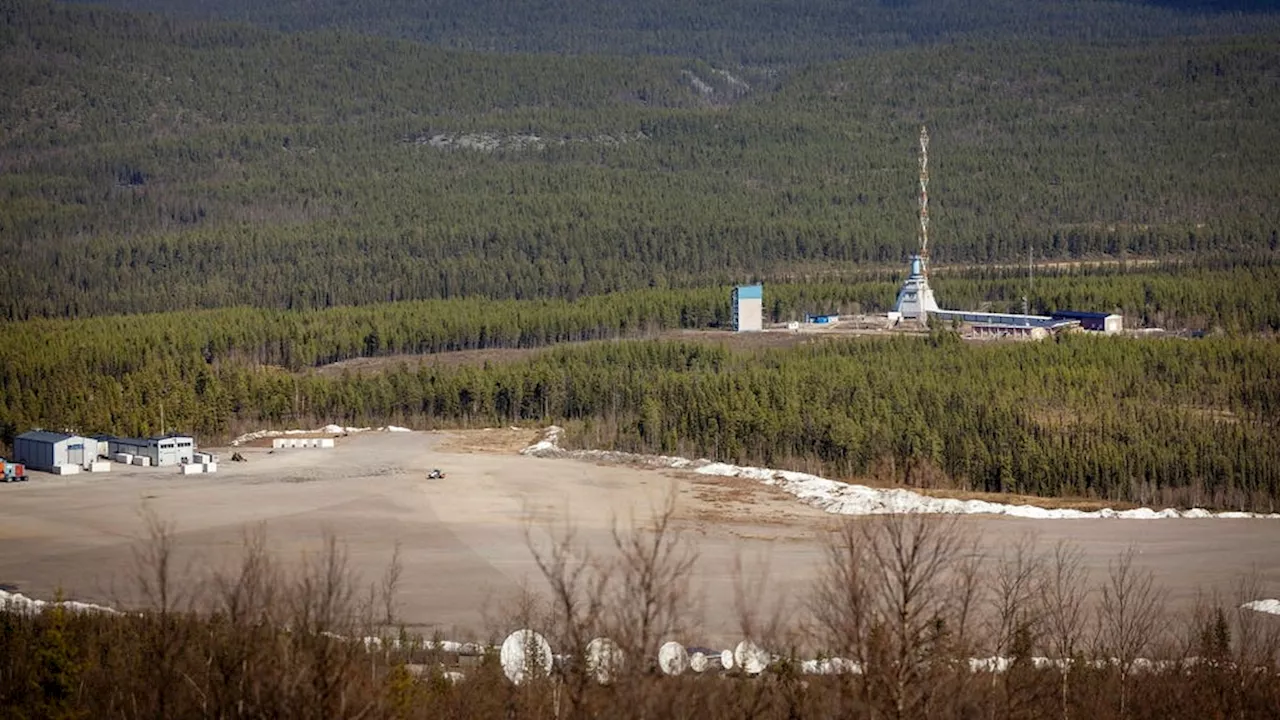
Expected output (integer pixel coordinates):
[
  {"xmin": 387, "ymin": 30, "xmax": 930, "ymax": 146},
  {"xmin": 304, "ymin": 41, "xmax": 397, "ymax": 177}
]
[
  {"xmin": 231, "ymin": 425, "xmax": 413, "ymax": 446},
  {"xmin": 521, "ymin": 429, "xmax": 1280, "ymax": 520},
  {"xmin": 419, "ymin": 131, "xmax": 646, "ymax": 153},
  {"xmin": 693, "ymin": 462, "xmax": 1278, "ymax": 519},
  {"xmin": 682, "ymin": 71, "xmax": 715, "ymax": 96},
  {"xmin": 360, "ymin": 636, "xmax": 488, "ymax": 654},
  {"xmin": 711, "ymin": 68, "xmax": 751, "ymax": 91},
  {"xmin": 1242, "ymin": 599, "xmax": 1280, "ymax": 615},
  {"xmin": 800, "ymin": 657, "xmax": 862, "ymax": 675},
  {"xmin": 519, "ymin": 426, "xmax": 700, "ymax": 470},
  {"xmin": 520, "ymin": 425, "xmax": 564, "ymax": 455},
  {"xmin": 0, "ymin": 589, "xmax": 117, "ymax": 615}
]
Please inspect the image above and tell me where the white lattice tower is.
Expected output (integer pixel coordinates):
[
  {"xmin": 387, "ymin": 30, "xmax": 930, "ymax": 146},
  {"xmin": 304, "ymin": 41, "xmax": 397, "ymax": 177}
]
[
  {"xmin": 893, "ymin": 125, "xmax": 942, "ymax": 321},
  {"xmin": 918, "ymin": 125, "xmax": 930, "ymax": 270}
]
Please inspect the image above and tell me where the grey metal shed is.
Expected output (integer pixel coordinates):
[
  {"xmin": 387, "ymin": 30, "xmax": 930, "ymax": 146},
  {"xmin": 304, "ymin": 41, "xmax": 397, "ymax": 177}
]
[
  {"xmin": 13, "ymin": 431, "xmax": 93, "ymax": 471},
  {"xmin": 107, "ymin": 434, "xmax": 196, "ymax": 467},
  {"xmin": 152, "ymin": 434, "xmax": 195, "ymax": 467}
]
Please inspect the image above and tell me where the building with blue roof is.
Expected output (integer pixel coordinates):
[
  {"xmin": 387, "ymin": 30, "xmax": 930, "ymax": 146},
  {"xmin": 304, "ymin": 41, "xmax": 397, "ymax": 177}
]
[{"xmin": 13, "ymin": 430, "xmax": 94, "ymax": 471}]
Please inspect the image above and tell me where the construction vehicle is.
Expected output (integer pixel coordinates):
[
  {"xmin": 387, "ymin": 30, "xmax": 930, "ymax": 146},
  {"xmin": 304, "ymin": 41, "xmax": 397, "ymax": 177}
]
[
  {"xmin": 0, "ymin": 459, "xmax": 28, "ymax": 482},
  {"xmin": 427, "ymin": 468, "xmax": 445, "ymax": 480}
]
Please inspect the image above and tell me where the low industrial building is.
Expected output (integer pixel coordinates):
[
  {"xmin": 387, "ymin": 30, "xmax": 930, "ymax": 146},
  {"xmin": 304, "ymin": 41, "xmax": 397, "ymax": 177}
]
[
  {"xmin": 965, "ymin": 323, "xmax": 1051, "ymax": 340},
  {"xmin": 930, "ymin": 310, "xmax": 1078, "ymax": 333},
  {"xmin": 13, "ymin": 431, "xmax": 95, "ymax": 472},
  {"xmin": 1050, "ymin": 310, "xmax": 1123, "ymax": 334},
  {"xmin": 91, "ymin": 434, "xmax": 113, "ymax": 458},
  {"xmin": 107, "ymin": 434, "xmax": 196, "ymax": 467}
]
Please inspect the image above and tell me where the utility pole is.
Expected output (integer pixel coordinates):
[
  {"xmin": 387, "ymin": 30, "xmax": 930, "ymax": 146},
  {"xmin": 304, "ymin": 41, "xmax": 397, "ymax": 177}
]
[
  {"xmin": 1024, "ymin": 242, "xmax": 1034, "ymax": 315},
  {"xmin": 1022, "ymin": 244, "xmax": 1034, "ymax": 318}
]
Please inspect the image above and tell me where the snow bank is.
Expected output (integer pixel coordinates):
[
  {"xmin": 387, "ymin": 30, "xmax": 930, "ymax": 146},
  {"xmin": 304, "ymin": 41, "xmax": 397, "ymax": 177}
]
[
  {"xmin": 231, "ymin": 425, "xmax": 412, "ymax": 446},
  {"xmin": 520, "ymin": 428, "xmax": 1280, "ymax": 520},
  {"xmin": 360, "ymin": 636, "xmax": 488, "ymax": 654},
  {"xmin": 803, "ymin": 655, "xmax": 1185, "ymax": 675},
  {"xmin": 520, "ymin": 426, "xmax": 565, "ymax": 455},
  {"xmin": 520, "ymin": 426, "xmax": 702, "ymax": 470},
  {"xmin": 692, "ymin": 462, "xmax": 1280, "ymax": 519},
  {"xmin": 419, "ymin": 131, "xmax": 646, "ymax": 153},
  {"xmin": 1242, "ymin": 599, "xmax": 1280, "ymax": 616},
  {"xmin": 800, "ymin": 657, "xmax": 862, "ymax": 675},
  {"xmin": 0, "ymin": 589, "xmax": 117, "ymax": 615}
]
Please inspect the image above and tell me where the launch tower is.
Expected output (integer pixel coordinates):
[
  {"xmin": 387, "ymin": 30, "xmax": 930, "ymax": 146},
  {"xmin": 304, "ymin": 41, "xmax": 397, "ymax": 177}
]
[{"xmin": 893, "ymin": 126, "xmax": 940, "ymax": 321}]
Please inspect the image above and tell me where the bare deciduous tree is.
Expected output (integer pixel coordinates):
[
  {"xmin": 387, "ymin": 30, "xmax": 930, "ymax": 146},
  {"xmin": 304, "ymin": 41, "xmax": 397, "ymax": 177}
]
[
  {"xmin": 812, "ymin": 512, "xmax": 971, "ymax": 720},
  {"xmin": 207, "ymin": 524, "xmax": 282, "ymax": 719},
  {"xmin": 1037, "ymin": 540, "xmax": 1088, "ymax": 720},
  {"xmin": 381, "ymin": 539, "xmax": 403, "ymax": 628},
  {"xmin": 979, "ymin": 533, "xmax": 1045, "ymax": 720},
  {"xmin": 606, "ymin": 489, "xmax": 698, "ymax": 665},
  {"xmin": 810, "ymin": 516, "xmax": 874, "ymax": 713},
  {"xmin": 1095, "ymin": 546, "xmax": 1163, "ymax": 719},
  {"xmin": 286, "ymin": 531, "xmax": 366, "ymax": 719},
  {"xmin": 132, "ymin": 505, "xmax": 185, "ymax": 615},
  {"xmin": 131, "ymin": 505, "xmax": 193, "ymax": 718},
  {"xmin": 524, "ymin": 513, "xmax": 612, "ymax": 718}
]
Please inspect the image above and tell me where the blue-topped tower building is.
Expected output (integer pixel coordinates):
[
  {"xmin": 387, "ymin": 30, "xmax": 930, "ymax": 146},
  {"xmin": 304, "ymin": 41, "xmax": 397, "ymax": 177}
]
[{"xmin": 732, "ymin": 284, "xmax": 764, "ymax": 332}]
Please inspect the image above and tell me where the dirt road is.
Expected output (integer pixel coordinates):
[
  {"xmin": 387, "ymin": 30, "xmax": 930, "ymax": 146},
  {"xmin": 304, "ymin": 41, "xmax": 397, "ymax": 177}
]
[{"xmin": 0, "ymin": 430, "xmax": 1276, "ymax": 648}]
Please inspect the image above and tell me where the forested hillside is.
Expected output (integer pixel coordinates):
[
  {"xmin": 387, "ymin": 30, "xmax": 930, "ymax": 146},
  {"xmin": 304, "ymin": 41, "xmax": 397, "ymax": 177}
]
[
  {"xmin": 4, "ymin": 0, "xmax": 1280, "ymax": 318},
  {"xmin": 5, "ymin": 2, "xmax": 1280, "ymax": 508},
  {"xmin": 76, "ymin": 0, "xmax": 1280, "ymax": 62},
  {"xmin": 1, "ymin": 260, "xmax": 1278, "ymax": 510},
  {"xmin": 4, "ymin": 312, "xmax": 1278, "ymax": 511}
]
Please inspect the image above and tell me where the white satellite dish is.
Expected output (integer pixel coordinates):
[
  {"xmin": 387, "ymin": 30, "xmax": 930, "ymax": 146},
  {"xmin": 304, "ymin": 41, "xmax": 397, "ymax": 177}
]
[
  {"xmin": 585, "ymin": 637, "xmax": 624, "ymax": 684},
  {"xmin": 689, "ymin": 651, "xmax": 708, "ymax": 673},
  {"xmin": 720, "ymin": 649, "xmax": 735, "ymax": 671},
  {"xmin": 689, "ymin": 647, "xmax": 724, "ymax": 673},
  {"xmin": 657, "ymin": 641, "xmax": 689, "ymax": 676},
  {"xmin": 500, "ymin": 629, "xmax": 554, "ymax": 685},
  {"xmin": 734, "ymin": 640, "xmax": 769, "ymax": 675}
]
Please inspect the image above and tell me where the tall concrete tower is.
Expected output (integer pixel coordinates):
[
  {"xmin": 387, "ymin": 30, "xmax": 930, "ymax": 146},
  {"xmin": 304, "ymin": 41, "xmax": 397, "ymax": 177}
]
[{"xmin": 893, "ymin": 126, "xmax": 940, "ymax": 321}]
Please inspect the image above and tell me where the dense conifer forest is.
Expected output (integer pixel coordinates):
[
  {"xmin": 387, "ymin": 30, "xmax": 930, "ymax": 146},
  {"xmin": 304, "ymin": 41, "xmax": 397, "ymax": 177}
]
[
  {"xmin": 2, "ymin": 260, "xmax": 1278, "ymax": 510},
  {"xmin": 3, "ymin": 0, "xmax": 1280, "ymax": 510},
  {"xmin": 4, "ymin": 1, "xmax": 1280, "ymax": 318},
  {"xmin": 77, "ymin": 0, "xmax": 1280, "ymax": 62}
]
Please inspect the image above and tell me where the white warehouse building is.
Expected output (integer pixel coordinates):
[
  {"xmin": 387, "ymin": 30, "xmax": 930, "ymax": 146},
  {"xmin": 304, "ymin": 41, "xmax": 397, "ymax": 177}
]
[
  {"xmin": 107, "ymin": 434, "xmax": 196, "ymax": 467},
  {"xmin": 13, "ymin": 431, "xmax": 95, "ymax": 472}
]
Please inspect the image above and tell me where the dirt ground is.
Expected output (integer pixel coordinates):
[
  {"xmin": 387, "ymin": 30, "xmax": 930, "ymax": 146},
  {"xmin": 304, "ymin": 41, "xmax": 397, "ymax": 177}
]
[{"xmin": 1, "ymin": 430, "xmax": 1278, "ymax": 649}]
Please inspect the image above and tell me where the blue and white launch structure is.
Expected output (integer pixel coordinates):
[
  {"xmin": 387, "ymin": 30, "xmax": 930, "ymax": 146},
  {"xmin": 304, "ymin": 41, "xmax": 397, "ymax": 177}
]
[
  {"xmin": 893, "ymin": 126, "xmax": 940, "ymax": 321},
  {"xmin": 887, "ymin": 126, "xmax": 1116, "ymax": 337}
]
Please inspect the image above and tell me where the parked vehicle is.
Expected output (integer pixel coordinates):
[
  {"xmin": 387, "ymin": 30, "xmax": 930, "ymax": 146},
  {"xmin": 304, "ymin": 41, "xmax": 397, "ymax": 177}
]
[
  {"xmin": 0, "ymin": 459, "xmax": 28, "ymax": 482},
  {"xmin": 427, "ymin": 468, "xmax": 445, "ymax": 480}
]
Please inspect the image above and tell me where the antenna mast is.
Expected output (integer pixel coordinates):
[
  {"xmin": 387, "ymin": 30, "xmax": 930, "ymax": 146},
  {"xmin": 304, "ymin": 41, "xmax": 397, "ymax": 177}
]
[{"xmin": 918, "ymin": 126, "xmax": 930, "ymax": 271}]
